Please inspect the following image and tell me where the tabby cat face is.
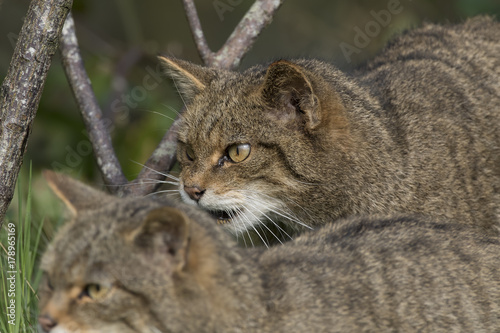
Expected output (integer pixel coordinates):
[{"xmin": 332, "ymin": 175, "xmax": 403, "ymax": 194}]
[
  {"xmin": 176, "ymin": 96, "xmax": 308, "ymax": 236},
  {"xmin": 38, "ymin": 202, "xmax": 182, "ymax": 333},
  {"xmin": 38, "ymin": 172, "xmax": 200, "ymax": 333},
  {"xmin": 167, "ymin": 58, "xmax": 329, "ymax": 237}
]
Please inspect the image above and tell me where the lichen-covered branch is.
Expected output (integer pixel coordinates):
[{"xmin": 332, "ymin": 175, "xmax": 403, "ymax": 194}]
[
  {"xmin": 59, "ymin": 13, "xmax": 128, "ymax": 195},
  {"xmin": 0, "ymin": 0, "xmax": 73, "ymax": 227}
]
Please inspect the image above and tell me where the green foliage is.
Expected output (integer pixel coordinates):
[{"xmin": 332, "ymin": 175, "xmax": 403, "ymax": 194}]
[{"xmin": 1, "ymin": 165, "xmax": 45, "ymax": 332}]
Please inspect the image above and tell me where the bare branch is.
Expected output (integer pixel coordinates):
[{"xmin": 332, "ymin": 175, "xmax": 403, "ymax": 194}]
[
  {"xmin": 0, "ymin": 0, "xmax": 73, "ymax": 226},
  {"xmin": 213, "ymin": 0, "xmax": 284, "ymax": 69},
  {"xmin": 183, "ymin": 0, "xmax": 283, "ymax": 69},
  {"xmin": 59, "ymin": 12, "xmax": 128, "ymax": 194},
  {"xmin": 182, "ymin": 0, "xmax": 213, "ymax": 64}
]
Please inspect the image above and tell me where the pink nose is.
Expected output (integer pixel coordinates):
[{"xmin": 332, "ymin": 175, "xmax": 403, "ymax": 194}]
[
  {"xmin": 39, "ymin": 314, "xmax": 57, "ymax": 332},
  {"xmin": 184, "ymin": 185, "xmax": 206, "ymax": 202}
]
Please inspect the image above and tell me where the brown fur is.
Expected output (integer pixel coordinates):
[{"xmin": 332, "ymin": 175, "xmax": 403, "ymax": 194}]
[
  {"xmin": 39, "ymin": 171, "xmax": 500, "ymax": 332},
  {"xmin": 161, "ymin": 17, "xmax": 500, "ymax": 237}
]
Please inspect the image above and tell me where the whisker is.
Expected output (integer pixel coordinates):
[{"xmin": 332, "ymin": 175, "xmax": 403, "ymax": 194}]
[
  {"xmin": 235, "ymin": 206, "xmax": 253, "ymax": 248},
  {"xmin": 236, "ymin": 189, "xmax": 313, "ymax": 221},
  {"xmin": 105, "ymin": 181, "xmax": 179, "ymax": 189},
  {"xmin": 129, "ymin": 161, "xmax": 180, "ymax": 182},
  {"xmin": 136, "ymin": 109, "xmax": 176, "ymax": 122},
  {"xmin": 151, "ymin": 190, "xmax": 180, "ymax": 193},
  {"xmin": 243, "ymin": 202, "xmax": 286, "ymax": 244},
  {"xmin": 227, "ymin": 205, "xmax": 241, "ymax": 245},
  {"xmin": 235, "ymin": 190, "xmax": 312, "ymax": 230},
  {"xmin": 250, "ymin": 223, "xmax": 268, "ymax": 248},
  {"xmin": 171, "ymin": 76, "xmax": 190, "ymax": 113},
  {"xmin": 144, "ymin": 190, "xmax": 181, "ymax": 198},
  {"xmin": 141, "ymin": 178, "xmax": 179, "ymax": 186},
  {"xmin": 162, "ymin": 103, "xmax": 181, "ymax": 116}
]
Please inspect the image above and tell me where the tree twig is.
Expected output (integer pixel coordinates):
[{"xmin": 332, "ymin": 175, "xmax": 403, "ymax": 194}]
[
  {"xmin": 0, "ymin": 0, "xmax": 73, "ymax": 227},
  {"xmin": 183, "ymin": 0, "xmax": 284, "ymax": 70},
  {"xmin": 59, "ymin": 12, "xmax": 128, "ymax": 195},
  {"xmin": 182, "ymin": 0, "xmax": 212, "ymax": 64},
  {"xmin": 213, "ymin": 0, "xmax": 284, "ymax": 69}
]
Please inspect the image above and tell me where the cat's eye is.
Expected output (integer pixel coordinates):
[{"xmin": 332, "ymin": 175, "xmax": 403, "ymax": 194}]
[
  {"xmin": 227, "ymin": 143, "xmax": 251, "ymax": 163},
  {"xmin": 186, "ymin": 146, "xmax": 195, "ymax": 161},
  {"xmin": 80, "ymin": 283, "xmax": 110, "ymax": 300}
]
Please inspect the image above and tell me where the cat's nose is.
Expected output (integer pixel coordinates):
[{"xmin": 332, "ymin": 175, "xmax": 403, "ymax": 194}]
[
  {"xmin": 184, "ymin": 185, "xmax": 206, "ymax": 202},
  {"xmin": 38, "ymin": 314, "xmax": 57, "ymax": 332}
]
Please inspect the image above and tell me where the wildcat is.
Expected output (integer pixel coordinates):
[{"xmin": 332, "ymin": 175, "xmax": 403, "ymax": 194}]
[
  {"xmin": 159, "ymin": 16, "xmax": 500, "ymax": 237},
  {"xmin": 38, "ymin": 171, "xmax": 500, "ymax": 332}
]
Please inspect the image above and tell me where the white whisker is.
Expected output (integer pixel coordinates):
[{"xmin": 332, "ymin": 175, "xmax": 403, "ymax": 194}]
[
  {"xmin": 236, "ymin": 188, "xmax": 314, "ymax": 223},
  {"xmin": 162, "ymin": 103, "xmax": 181, "ymax": 116},
  {"xmin": 129, "ymin": 161, "xmax": 180, "ymax": 182},
  {"xmin": 141, "ymin": 179, "xmax": 179, "ymax": 186},
  {"xmin": 137, "ymin": 109, "xmax": 176, "ymax": 122},
  {"xmin": 234, "ymin": 206, "xmax": 253, "ymax": 247},
  {"xmin": 243, "ymin": 202, "xmax": 286, "ymax": 244},
  {"xmin": 235, "ymin": 189, "xmax": 312, "ymax": 230},
  {"xmin": 152, "ymin": 190, "xmax": 180, "ymax": 193},
  {"xmin": 171, "ymin": 76, "xmax": 190, "ymax": 113},
  {"xmin": 249, "ymin": 222, "xmax": 268, "ymax": 248}
]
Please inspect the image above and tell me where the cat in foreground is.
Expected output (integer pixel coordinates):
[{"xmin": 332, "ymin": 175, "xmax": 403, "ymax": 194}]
[
  {"xmin": 160, "ymin": 16, "xmax": 500, "ymax": 237},
  {"xmin": 39, "ymin": 171, "xmax": 500, "ymax": 333}
]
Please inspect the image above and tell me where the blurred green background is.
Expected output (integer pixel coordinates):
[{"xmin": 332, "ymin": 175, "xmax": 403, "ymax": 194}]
[{"xmin": 1, "ymin": 0, "xmax": 499, "ymax": 228}]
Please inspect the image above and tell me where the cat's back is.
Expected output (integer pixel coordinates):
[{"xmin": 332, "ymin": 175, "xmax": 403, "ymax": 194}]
[
  {"xmin": 350, "ymin": 17, "xmax": 500, "ymax": 230},
  {"xmin": 364, "ymin": 16, "xmax": 498, "ymax": 69},
  {"xmin": 359, "ymin": 16, "xmax": 500, "ymax": 122},
  {"xmin": 258, "ymin": 215, "xmax": 500, "ymax": 332}
]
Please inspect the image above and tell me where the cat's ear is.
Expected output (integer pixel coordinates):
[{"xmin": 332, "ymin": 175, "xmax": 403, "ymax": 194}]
[
  {"xmin": 158, "ymin": 56, "xmax": 216, "ymax": 100},
  {"xmin": 260, "ymin": 60, "xmax": 320, "ymax": 130},
  {"xmin": 132, "ymin": 206, "xmax": 191, "ymax": 272},
  {"xmin": 43, "ymin": 170, "xmax": 114, "ymax": 216}
]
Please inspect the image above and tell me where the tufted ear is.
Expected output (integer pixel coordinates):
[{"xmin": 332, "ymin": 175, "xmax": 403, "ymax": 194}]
[
  {"xmin": 43, "ymin": 170, "xmax": 114, "ymax": 216},
  {"xmin": 131, "ymin": 206, "xmax": 191, "ymax": 272},
  {"xmin": 158, "ymin": 56, "xmax": 217, "ymax": 101},
  {"xmin": 260, "ymin": 60, "xmax": 320, "ymax": 130}
]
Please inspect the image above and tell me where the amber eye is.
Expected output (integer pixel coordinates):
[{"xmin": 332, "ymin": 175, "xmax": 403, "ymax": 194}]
[
  {"xmin": 227, "ymin": 143, "xmax": 251, "ymax": 163},
  {"xmin": 81, "ymin": 283, "xmax": 110, "ymax": 300},
  {"xmin": 186, "ymin": 147, "xmax": 195, "ymax": 161}
]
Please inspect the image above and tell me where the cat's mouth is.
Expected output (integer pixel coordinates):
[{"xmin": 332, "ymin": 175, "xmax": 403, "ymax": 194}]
[{"xmin": 209, "ymin": 209, "xmax": 236, "ymax": 225}]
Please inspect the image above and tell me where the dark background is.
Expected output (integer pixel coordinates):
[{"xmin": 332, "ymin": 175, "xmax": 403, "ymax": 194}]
[{"xmin": 1, "ymin": 0, "xmax": 499, "ymax": 221}]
